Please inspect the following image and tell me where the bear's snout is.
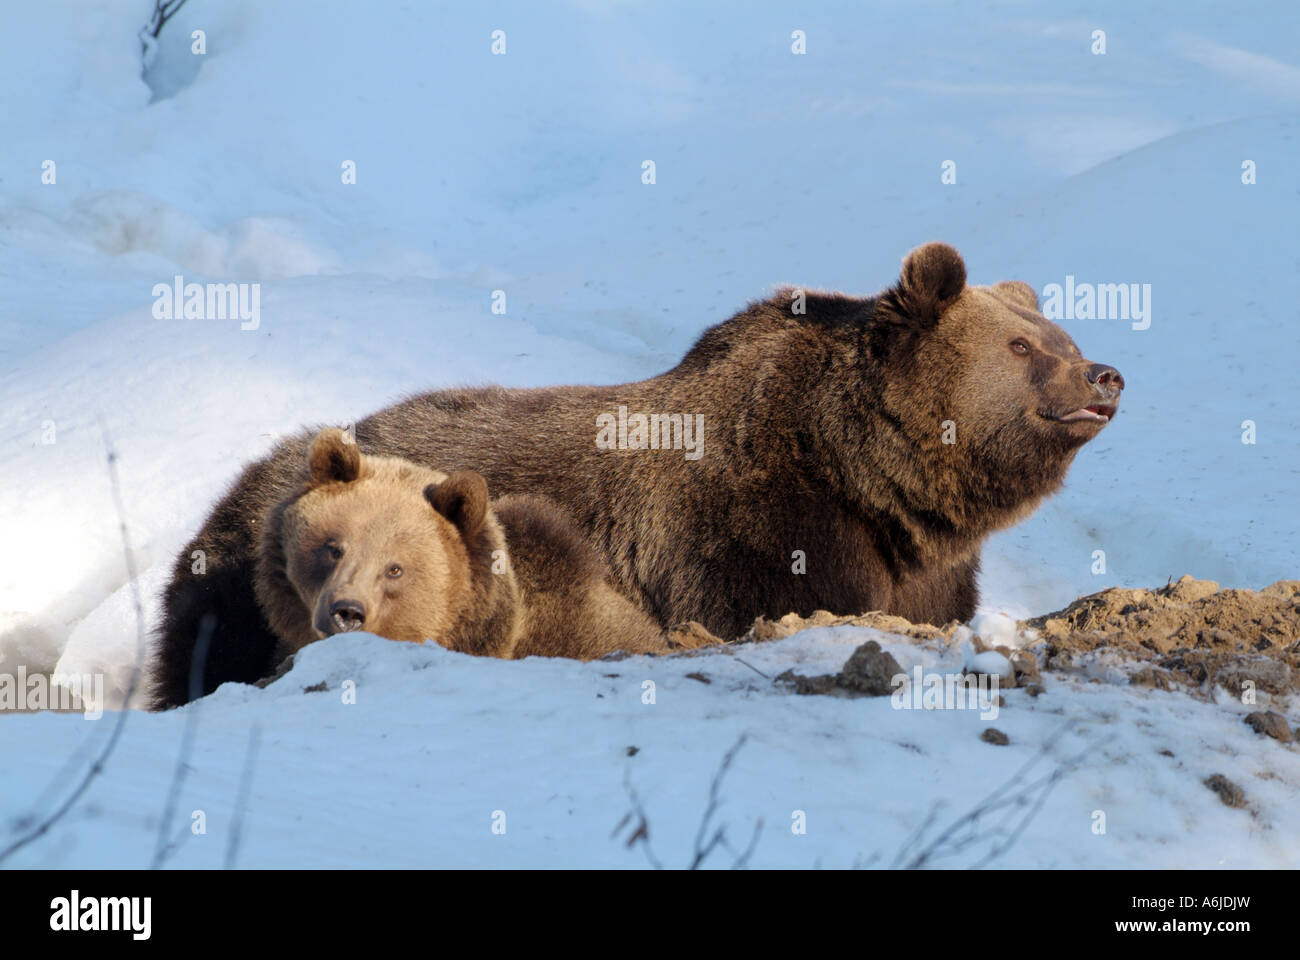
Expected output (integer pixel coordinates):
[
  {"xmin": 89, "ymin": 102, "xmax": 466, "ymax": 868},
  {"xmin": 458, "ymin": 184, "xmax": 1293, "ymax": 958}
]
[
  {"xmin": 326, "ymin": 598, "xmax": 366, "ymax": 634},
  {"xmin": 1084, "ymin": 362, "xmax": 1124, "ymax": 399}
]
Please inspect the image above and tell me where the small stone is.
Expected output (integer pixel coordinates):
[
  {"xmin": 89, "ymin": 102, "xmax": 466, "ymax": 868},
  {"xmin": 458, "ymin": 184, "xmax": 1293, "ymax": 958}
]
[
  {"xmin": 1243, "ymin": 711, "xmax": 1293, "ymax": 742},
  {"xmin": 837, "ymin": 641, "xmax": 904, "ymax": 696},
  {"xmin": 1204, "ymin": 774, "xmax": 1246, "ymax": 808},
  {"xmin": 980, "ymin": 728, "xmax": 1010, "ymax": 745}
]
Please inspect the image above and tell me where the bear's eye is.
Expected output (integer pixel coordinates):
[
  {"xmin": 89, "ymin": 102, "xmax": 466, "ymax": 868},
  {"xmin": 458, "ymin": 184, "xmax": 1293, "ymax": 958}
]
[
  {"xmin": 325, "ymin": 542, "xmax": 343, "ymax": 561},
  {"xmin": 386, "ymin": 564, "xmax": 403, "ymax": 579},
  {"xmin": 1010, "ymin": 339, "xmax": 1030, "ymax": 356}
]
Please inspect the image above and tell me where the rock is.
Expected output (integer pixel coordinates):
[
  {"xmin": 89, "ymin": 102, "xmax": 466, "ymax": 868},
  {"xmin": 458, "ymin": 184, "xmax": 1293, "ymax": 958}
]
[
  {"xmin": 837, "ymin": 641, "xmax": 904, "ymax": 696},
  {"xmin": 1204, "ymin": 774, "xmax": 1246, "ymax": 808},
  {"xmin": 980, "ymin": 728, "xmax": 1010, "ymax": 745},
  {"xmin": 777, "ymin": 640, "xmax": 904, "ymax": 697},
  {"xmin": 1243, "ymin": 711, "xmax": 1293, "ymax": 742}
]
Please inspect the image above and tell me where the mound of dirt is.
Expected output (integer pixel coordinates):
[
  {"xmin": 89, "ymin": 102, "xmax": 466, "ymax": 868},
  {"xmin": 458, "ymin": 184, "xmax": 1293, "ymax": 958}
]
[
  {"xmin": 742, "ymin": 609, "xmax": 958, "ymax": 644},
  {"xmin": 741, "ymin": 575, "xmax": 1299, "ymax": 699},
  {"xmin": 1028, "ymin": 576, "xmax": 1300, "ymax": 693}
]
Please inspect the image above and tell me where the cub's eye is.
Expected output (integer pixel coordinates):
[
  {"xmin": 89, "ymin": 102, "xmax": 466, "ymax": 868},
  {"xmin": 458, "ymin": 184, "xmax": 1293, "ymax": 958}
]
[
  {"xmin": 325, "ymin": 542, "xmax": 343, "ymax": 561},
  {"xmin": 1010, "ymin": 339, "xmax": 1030, "ymax": 355},
  {"xmin": 386, "ymin": 564, "xmax": 403, "ymax": 579}
]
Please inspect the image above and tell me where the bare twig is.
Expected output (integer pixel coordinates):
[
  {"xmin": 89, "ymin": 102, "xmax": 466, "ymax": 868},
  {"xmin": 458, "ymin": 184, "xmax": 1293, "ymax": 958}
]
[
  {"xmin": 618, "ymin": 734, "xmax": 763, "ymax": 869},
  {"xmin": 138, "ymin": 0, "xmax": 193, "ymax": 60},
  {"xmin": 150, "ymin": 613, "xmax": 215, "ymax": 869},
  {"xmin": 731, "ymin": 656, "xmax": 771, "ymax": 680},
  {"xmin": 894, "ymin": 721, "xmax": 1106, "ymax": 869},
  {"xmin": 146, "ymin": 0, "xmax": 191, "ymax": 39},
  {"xmin": 0, "ymin": 423, "xmax": 147, "ymax": 864},
  {"xmin": 224, "ymin": 724, "xmax": 263, "ymax": 869},
  {"xmin": 615, "ymin": 769, "xmax": 664, "ymax": 870}
]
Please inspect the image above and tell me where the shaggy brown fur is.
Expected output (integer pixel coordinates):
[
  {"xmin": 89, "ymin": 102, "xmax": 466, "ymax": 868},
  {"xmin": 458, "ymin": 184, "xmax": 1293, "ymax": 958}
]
[
  {"xmin": 254, "ymin": 429, "xmax": 676, "ymax": 668},
  {"xmin": 151, "ymin": 242, "xmax": 1123, "ymax": 707}
]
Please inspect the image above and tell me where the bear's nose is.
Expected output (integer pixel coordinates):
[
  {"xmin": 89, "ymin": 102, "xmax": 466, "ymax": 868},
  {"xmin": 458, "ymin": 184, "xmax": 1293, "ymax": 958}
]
[
  {"xmin": 329, "ymin": 599, "xmax": 366, "ymax": 633},
  {"xmin": 1085, "ymin": 363, "xmax": 1124, "ymax": 395}
]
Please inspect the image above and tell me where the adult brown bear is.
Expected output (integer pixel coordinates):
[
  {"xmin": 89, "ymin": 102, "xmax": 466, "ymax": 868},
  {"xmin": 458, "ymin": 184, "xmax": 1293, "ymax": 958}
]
[{"xmin": 150, "ymin": 243, "xmax": 1123, "ymax": 708}]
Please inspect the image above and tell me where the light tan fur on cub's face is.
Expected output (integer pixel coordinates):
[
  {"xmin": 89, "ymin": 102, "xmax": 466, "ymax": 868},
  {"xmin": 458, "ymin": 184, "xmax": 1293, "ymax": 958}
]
[{"xmin": 281, "ymin": 463, "xmax": 470, "ymax": 647}]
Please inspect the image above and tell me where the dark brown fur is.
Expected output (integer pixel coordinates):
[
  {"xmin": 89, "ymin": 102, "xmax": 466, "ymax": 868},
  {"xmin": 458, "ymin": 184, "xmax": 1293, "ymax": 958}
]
[{"xmin": 151, "ymin": 243, "xmax": 1122, "ymax": 707}]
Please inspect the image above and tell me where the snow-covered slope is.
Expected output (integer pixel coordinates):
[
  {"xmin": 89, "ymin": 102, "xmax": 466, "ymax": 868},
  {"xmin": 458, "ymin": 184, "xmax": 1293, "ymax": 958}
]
[
  {"xmin": 6, "ymin": 631, "xmax": 1298, "ymax": 869},
  {"xmin": 1, "ymin": 1, "xmax": 1297, "ymax": 867}
]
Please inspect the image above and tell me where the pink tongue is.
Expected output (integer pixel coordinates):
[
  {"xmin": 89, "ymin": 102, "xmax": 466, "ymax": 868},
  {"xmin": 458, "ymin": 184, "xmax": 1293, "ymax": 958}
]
[{"xmin": 1060, "ymin": 408, "xmax": 1104, "ymax": 422}]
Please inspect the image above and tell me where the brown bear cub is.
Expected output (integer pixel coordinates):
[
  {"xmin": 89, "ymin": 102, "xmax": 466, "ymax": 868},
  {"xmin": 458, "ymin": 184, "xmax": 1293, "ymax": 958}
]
[
  {"xmin": 254, "ymin": 429, "xmax": 687, "ymax": 667},
  {"xmin": 153, "ymin": 242, "xmax": 1124, "ymax": 708}
]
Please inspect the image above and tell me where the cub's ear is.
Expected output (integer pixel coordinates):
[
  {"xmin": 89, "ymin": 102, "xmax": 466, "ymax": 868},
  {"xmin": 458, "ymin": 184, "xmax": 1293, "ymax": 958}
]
[
  {"xmin": 307, "ymin": 428, "xmax": 361, "ymax": 485},
  {"xmin": 871, "ymin": 242, "xmax": 967, "ymax": 358},
  {"xmin": 425, "ymin": 471, "xmax": 489, "ymax": 537},
  {"xmin": 992, "ymin": 280, "xmax": 1039, "ymax": 312}
]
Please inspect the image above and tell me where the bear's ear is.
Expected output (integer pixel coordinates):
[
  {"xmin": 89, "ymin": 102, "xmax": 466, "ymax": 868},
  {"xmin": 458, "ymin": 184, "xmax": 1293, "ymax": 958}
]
[
  {"xmin": 870, "ymin": 242, "xmax": 967, "ymax": 359},
  {"xmin": 991, "ymin": 280, "xmax": 1039, "ymax": 312},
  {"xmin": 894, "ymin": 242, "xmax": 966, "ymax": 321},
  {"xmin": 425, "ymin": 471, "xmax": 489, "ymax": 537},
  {"xmin": 307, "ymin": 428, "xmax": 361, "ymax": 485}
]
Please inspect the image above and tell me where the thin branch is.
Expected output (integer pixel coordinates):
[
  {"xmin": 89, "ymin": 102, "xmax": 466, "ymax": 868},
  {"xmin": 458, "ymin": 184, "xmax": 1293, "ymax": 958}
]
[
  {"xmin": 688, "ymin": 734, "xmax": 748, "ymax": 869},
  {"xmin": 224, "ymin": 724, "xmax": 263, "ymax": 869},
  {"xmin": 617, "ymin": 734, "xmax": 762, "ymax": 869},
  {"xmin": 616, "ymin": 768, "xmax": 664, "ymax": 870},
  {"xmin": 0, "ymin": 422, "xmax": 147, "ymax": 864},
  {"xmin": 150, "ymin": 613, "xmax": 215, "ymax": 869},
  {"xmin": 895, "ymin": 722, "xmax": 1107, "ymax": 869},
  {"xmin": 731, "ymin": 656, "xmax": 771, "ymax": 680},
  {"xmin": 148, "ymin": 0, "xmax": 192, "ymax": 39}
]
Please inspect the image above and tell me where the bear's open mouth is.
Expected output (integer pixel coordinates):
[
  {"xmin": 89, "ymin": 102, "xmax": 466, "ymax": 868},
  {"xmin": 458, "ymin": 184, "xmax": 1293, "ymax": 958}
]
[{"xmin": 1056, "ymin": 403, "xmax": 1117, "ymax": 424}]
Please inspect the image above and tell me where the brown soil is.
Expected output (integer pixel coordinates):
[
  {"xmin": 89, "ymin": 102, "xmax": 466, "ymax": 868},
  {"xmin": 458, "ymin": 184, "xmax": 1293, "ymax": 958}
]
[
  {"xmin": 742, "ymin": 575, "xmax": 1300, "ymax": 700},
  {"xmin": 1028, "ymin": 576, "xmax": 1299, "ymax": 694}
]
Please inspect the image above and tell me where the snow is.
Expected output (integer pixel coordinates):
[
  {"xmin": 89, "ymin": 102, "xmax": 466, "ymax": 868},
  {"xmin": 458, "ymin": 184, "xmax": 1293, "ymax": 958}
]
[
  {"xmin": 960, "ymin": 641, "xmax": 1015, "ymax": 683},
  {"xmin": 1, "ymin": 1, "xmax": 1297, "ymax": 867},
  {"xmin": 4, "ymin": 630, "xmax": 1296, "ymax": 868}
]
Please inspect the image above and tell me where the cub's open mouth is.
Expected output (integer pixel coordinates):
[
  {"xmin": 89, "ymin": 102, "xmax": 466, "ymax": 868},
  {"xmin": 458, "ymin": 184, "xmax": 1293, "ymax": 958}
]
[{"xmin": 1056, "ymin": 403, "xmax": 1117, "ymax": 424}]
